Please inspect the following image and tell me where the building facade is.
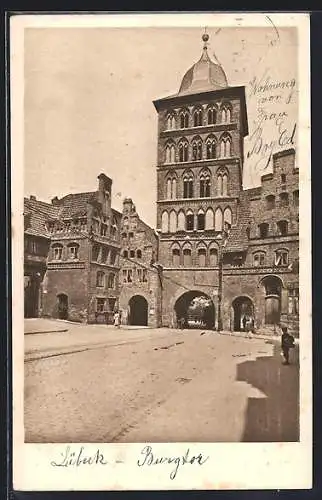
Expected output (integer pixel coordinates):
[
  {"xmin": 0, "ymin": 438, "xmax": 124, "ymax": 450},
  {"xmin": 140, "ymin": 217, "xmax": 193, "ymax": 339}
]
[
  {"xmin": 23, "ymin": 33, "xmax": 299, "ymax": 335},
  {"xmin": 118, "ymin": 198, "xmax": 161, "ymax": 327},
  {"xmin": 153, "ymin": 34, "xmax": 299, "ymax": 335}
]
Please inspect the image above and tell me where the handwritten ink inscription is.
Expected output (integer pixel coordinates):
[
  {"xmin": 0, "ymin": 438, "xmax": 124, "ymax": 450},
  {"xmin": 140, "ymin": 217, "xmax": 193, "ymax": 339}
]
[
  {"xmin": 51, "ymin": 446, "xmax": 108, "ymax": 467},
  {"xmin": 246, "ymin": 66, "xmax": 297, "ymax": 178},
  {"xmin": 137, "ymin": 445, "xmax": 209, "ymax": 480}
]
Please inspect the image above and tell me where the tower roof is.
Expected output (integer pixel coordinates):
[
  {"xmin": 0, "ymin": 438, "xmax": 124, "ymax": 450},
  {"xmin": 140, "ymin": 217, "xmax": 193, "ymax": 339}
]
[{"xmin": 178, "ymin": 33, "xmax": 228, "ymax": 96}]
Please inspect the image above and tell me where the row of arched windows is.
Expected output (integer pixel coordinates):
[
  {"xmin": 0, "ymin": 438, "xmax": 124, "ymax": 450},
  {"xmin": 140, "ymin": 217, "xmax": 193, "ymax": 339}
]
[
  {"xmin": 257, "ymin": 220, "xmax": 290, "ymax": 239},
  {"xmin": 52, "ymin": 242, "xmax": 79, "ymax": 260},
  {"xmin": 122, "ymin": 249, "xmax": 142, "ymax": 259},
  {"xmin": 253, "ymin": 249, "xmax": 289, "ymax": 267},
  {"xmin": 164, "ymin": 134, "xmax": 232, "ymax": 164},
  {"xmin": 166, "ymin": 104, "xmax": 232, "ymax": 130},
  {"xmin": 96, "ymin": 271, "xmax": 116, "ymax": 289},
  {"xmin": 265, "ymin": 190, "xmax": 299, "ymax": 210},
  {"xmin": 170, "ymin": 243, "xmax": 219, "ymax": 267},
  {"xmin": 161, "ymin": 207, "xmax": 232, "ymax": 233},
  {"xmin": 165, "ymin": 169, "xmax": 228, "ymax": 200}
]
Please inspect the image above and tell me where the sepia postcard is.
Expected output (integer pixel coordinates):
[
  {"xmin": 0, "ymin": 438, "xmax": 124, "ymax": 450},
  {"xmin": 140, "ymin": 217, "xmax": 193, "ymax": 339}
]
[{"xmin": 11, "ymin": 12, "xmax": 312, "ymax": 491}]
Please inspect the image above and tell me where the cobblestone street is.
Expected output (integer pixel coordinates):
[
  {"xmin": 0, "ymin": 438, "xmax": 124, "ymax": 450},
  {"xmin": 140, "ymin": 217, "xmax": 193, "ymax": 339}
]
[{"xmin": 24, "ymin": 321, "xmax": 299, "ymax": 443}]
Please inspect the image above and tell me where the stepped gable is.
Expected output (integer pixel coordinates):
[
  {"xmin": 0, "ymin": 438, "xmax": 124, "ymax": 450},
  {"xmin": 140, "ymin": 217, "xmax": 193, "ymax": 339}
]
[
  {"xmin": 24, "ymin": 197, "xmax": 58, "ymax": 238},
  {"xmin": 223, "ymin": 191, "xmax": 251, "ymax": 253}
]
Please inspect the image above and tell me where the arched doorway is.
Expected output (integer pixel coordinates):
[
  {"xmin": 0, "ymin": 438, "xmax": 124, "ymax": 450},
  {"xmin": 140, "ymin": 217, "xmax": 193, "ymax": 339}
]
[
  {"xmin": 261, "ymin": 276, "xmax": 282, "ymax": 325},
  {"xmin": 232, "ymin": 296, "xmax": 254, "ymax": 331},
  {"xmin": 128, "ymin": 295, "xmax": 148, "ymax": 326},
  {"xmin": 57, "ymin": 293, "xmax": 68, "ymax": 320},
  {"xmin": 174, "ymin": 291, "xmax": 215, "ymax": 329}
]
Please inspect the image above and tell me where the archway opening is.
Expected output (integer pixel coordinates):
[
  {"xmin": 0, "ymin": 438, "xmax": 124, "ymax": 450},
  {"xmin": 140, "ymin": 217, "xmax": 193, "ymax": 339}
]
[
  {"xmin": 57, "ymin": 293, "xmax": 68, "ymax": 320},
  {"xmin": 261, "ymin": 276, "xmax": 282, "ymax": 325},
  {"xmin": 232, "ymin": 296, "xmax": 254, "ymax": 332},
  {"xmin": 174, "ymin": 291, "xmax": 215, "ymax": 329},
  {"xmin": 128, "ymin": 295, "xmax": 148, "ymax": 326}
]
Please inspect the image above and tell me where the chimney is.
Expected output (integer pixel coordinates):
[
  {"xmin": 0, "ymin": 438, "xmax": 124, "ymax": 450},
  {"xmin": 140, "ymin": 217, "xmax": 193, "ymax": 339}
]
[
  {"xmin": 29, "ymin": 195, "xmax": 36, "ymax": 201},
  {"xmin": 97, "ymin": 173, "xmax": 112, "ymax": 215},
  {"xmin": 51, "ymin": 196, "xmax": 60, "ymax": 206}
]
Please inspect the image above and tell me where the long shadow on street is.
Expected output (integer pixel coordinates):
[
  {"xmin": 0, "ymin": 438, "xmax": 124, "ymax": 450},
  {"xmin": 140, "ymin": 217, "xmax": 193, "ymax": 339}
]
[{"xmin": 236, "ymin": 342, "xmax": 299, "ymax": 442}]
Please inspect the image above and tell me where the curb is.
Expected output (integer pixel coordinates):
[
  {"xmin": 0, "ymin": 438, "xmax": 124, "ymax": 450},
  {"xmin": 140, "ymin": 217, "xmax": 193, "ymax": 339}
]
[{"xmin": 25, "ymin": 328, "xmax": 69, "ymax": 335}]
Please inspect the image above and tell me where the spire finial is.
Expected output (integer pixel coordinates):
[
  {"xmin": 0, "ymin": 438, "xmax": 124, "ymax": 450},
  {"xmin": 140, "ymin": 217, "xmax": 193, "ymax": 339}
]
[{"xmin": 202, "ymin": 27, "xmax": 209, "ymax": 49}]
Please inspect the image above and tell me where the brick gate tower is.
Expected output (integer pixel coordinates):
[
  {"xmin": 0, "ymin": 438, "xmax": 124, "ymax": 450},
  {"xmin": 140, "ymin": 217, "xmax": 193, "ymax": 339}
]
[{"xmin": 153, "ymin": 33, "xmax": 249, "ymax": 328}]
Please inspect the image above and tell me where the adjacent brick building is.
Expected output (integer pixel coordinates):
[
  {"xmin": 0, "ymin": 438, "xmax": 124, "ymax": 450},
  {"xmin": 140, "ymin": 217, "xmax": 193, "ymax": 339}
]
[{"xmin": 118, "ymin": 198, "xmax": 161, "ymax": 327}]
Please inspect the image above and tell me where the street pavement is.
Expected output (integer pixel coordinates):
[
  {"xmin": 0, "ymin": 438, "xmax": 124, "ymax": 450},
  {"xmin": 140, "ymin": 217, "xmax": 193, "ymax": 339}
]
[{"xmin": 24, "ymin": 321, "xmax": 299, "ymax": 443}]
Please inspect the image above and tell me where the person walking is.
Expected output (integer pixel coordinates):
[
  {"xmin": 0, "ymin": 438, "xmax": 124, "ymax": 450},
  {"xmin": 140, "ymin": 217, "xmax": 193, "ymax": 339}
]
[
  {"xmin": 242, "ymin": 315, "xmax": 247, "ymax": 332},
  {"xmin": 281, "ymin": 326, "xmax": 295, "ymax": 365},
  {"xmin": 113, "ymin": 310, "xmax": 120, "ymax": 329}
]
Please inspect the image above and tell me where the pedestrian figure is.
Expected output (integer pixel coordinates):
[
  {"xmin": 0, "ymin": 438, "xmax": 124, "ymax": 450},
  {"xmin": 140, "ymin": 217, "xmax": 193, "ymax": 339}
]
[
  {"xmin": 281, "ymin": 326, "xmax": 295, "ymax": 365},
  {"xmin": 114, "ymin": 310, "xmax": 120, "ymax": 328},
  {"xmin": 242, "ymin": 315, "xmax": 247, "ymax": 332},
  {"xmin": 179, "ymin": 317, "xmax": 185, "ymax": 330}
]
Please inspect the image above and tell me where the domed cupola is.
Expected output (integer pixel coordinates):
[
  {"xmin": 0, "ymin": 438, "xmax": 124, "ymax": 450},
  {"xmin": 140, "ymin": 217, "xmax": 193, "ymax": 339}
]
[{"xmin": 178, "ymin": 33, "xmax": 228, "ymax": 95}]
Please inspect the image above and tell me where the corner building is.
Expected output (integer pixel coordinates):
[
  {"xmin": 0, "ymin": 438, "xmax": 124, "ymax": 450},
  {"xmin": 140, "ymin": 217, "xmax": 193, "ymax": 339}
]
[{"xmin": 154, "ymin": 34, "xmax": 299, "ymax": 335}]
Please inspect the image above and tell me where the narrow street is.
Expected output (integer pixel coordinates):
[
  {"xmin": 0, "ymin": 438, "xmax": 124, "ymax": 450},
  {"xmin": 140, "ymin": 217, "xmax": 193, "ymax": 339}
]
[{"xmin": 24, "ymin": 321, "xmax": 299, "ymax": 443}]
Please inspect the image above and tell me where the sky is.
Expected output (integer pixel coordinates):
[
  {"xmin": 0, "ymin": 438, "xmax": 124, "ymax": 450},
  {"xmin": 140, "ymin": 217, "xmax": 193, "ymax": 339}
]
[{"xmin": 24, "ymin": 26, "xmax": 297, "ymax": 227}]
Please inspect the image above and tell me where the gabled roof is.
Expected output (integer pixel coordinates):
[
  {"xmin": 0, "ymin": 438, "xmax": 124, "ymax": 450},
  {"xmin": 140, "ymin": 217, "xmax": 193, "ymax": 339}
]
[
  {"xmin": 24, "ymin": 198, "xmax": 57, "ymax": 238},
  {"xmin": 58, "ymin": 192, "xmax": 97, "ymax": 218}
]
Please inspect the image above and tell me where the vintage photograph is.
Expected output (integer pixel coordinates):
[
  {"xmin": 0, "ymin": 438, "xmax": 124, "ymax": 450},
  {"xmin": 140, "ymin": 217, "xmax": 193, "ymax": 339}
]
[{"xmin": 21, "ymin": 22, "xmax": 302, "ymax": 446}]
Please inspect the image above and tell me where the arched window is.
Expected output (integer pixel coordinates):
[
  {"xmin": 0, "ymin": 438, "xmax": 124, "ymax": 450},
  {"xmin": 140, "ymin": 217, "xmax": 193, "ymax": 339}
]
[
  {"xmin": 161, "ymin": 211, "xmax": 169, "ymax": 233},
  {"xmin": 209, "ymin": 246, "xmax": 218, "ymax": 266},
  {"xmin": 186, "ymin": 209, "xmax": 194, "ymax": 231},
  {"xmin": 206, "ymin": 135, "xmax": 217, "ymax": 159},
  {"xmin": 280, "ymin": 192, "xmax": 289, "ymax": 207},
  {"xmin": 92, "ymin": 243, "xmax": 100, "ymax": 261},
  {"xmin": 193, "ymin": 108, "xmax": 203, "ymax": 127},
  {"xmin": 197, "ymin": 247, "xmax": 207, "ymax": 267},
  {"xmin": 67, "ymin": 242, "xmax": 79, "ymax": 260},
  {"xmin": 215, "ymin": 208, "xmax": 223, "ymax": 231},
  {"xmin": 207, "ymin": 106, "xmax": 217, "ymax": 125},
  {"xmin": 217, "ymin": 175, "xmax": 223, "ymax": 197},
  {"xmin": 123, "ymin": 250, "xmax": 128, "ymax": 258},
  {"xmin": 183, "ymin": 246, "xmax": 192, "ymax": 266},
  {"xmin": 277, "ymin": 220, "xmax": 288, "ymax": 236},
  {"xmin": 165, "ymin": 142, "xmax": 176, "ymax": 164},
  {"xmin": 274, "ymin": 249, "xmax": 289, "ymax": 267},
  {"xmin": 205, "ymin": 208, "xmax": 214, "ymax": 229},
  {"xmin": 96, "ymin": 271, "xmax": 105, "ymax": 287},
  {"xmin": 130, "ymin": 250, "xmax": 135, "ymax": 258},
  {"xmin": 108, "ymin": 273, "xmax": 115, "ymax": 289},
  {"xmin": 52, "ymin": 243, "xmax": 63, "ymax": 260},
  {"xmin": 183, "ymin": 171, "xmax": 194, "ymax": 198},
  {"xmin": 179, "ymin": 110, "xmax": 189, "ymax": 129},
  {"xmin": 136, "ymin": 249, "xmax": 142, "ymax": 259},
  {"xmin": 220, "ymin": 134, "xmax": 232, "ymax": 157},
  {"xmin": 172, "ymin": 245, "xmax": 181, "ymax": 266},
  {"xmin": 222, "ymin": 173, "xmax": 228, "ymax": 196},
  {"xmin": 253, "ymin": 252, "xmax": 265, "ymax": 267},
  {"xmin": 177, "ymin": 210, "xmax": 185, "ymax": 231},
  {"xmin": 169, "ymin": 210, "xmax": 177, "ymax": 233},
  {"xmin": 166, "ymin": 112, "xmax": 176, "ymax": 130},
  {"xmin": 223, "ymin": 207, "xmax": 232, "ymax": 228},
  {"xmin": 166, "ymin": 178, "xmax": 172, "ymax": 199},
  {"xmin": 258, "ymin": 223, "xmax": 269, "ymax": 238},
  {"xmin": 192, "ymin": 137, "xmax": 203, "ymax": 161},
  {"xmin": 221, "ymin": 104, "xmax": 232, "ymax": 123},
  {"xmin": 266, "ymin": 195, "xmax": 275, "ymax": 210},
  {"xmin": 172, "ymin": 178, "xmax": 177, "ymax": 199},
  {"xmin": 200, "ymin": 169, "xmax": 211, "ymax": 197},
  {"xmin": 178, "ymin": 139, "xmax": 189, "ymax": 162},
  {"xmin": 197, "ymin": 209, "xmax": 205, "ymax": 230}
]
